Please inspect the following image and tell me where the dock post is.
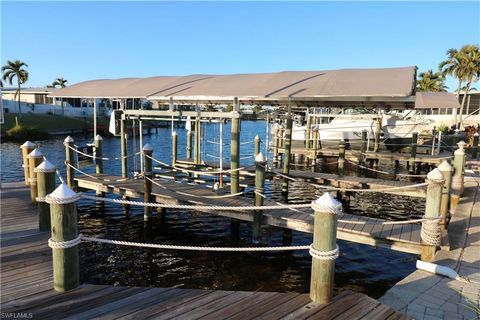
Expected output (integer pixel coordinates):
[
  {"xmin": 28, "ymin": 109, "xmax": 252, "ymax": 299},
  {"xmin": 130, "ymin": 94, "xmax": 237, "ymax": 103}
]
[
  {"xmin": 360, "ymin": 129, "xmax": 367, "ymax": 163},
  {"xmin": 21, "ymin": 141, "xmax": 36, "ymax": 186},
  {"xmin": 64, "ymin": 136, "xmax": 75, "ymax": 188},
  {"xmin": 194, "ymin": 116, "xmax": 201, "ymax": 164},
  {"xmin": 35, "ymin": 159, "xmax": 57, "ymax": 231},
  {"xmin": 254, "ymin": 134, "xmax": 261, "ymax": 157},
  {"xmin": 437, "ymin": 160, "xmax": 453, "ymax": 230},
  {"xmin": 305, "ymin": 113, "xmax": 311, "ymax": 148},
  {"xmin": 46, "ymin": 183, "xmax": 81, "ymax": 292},
  {"xmin": 272, "ymin": 126, "xmax": 279, "ymax": 167},
  {"xmin": 472, "ymin": 132, "xmax": 479, "ymax": 159},
  {"xmin": 143, "ymin": 144, "xmax": 153, "ymax": 220},
  {"xmin": 28, "ymin": 148, "xmax": 43, "ymax": 203},
  {"xmin": 409, "ymin": 132, "xmax": 418, "ymax": 174},
  {"xmin": 278, "ymin": 127, "xmax": 284, "ymax": 149},
  {"xmin": 310, "ymin": 193, "xmax": 341, "ymax": 304},
  {"xmin": 374, "ymin": 116, "xmax": 381, "ymax": 152},
  {"xmin": 421, "ymin": 168, "xmax": 444, "ymax": 261},
  {"xmin": 120, "ymin": 115, "xmax": 128, "ymax": 178},
  {"xmin": 230, "ymin": 98, "xmax": 241, "ymax": 194},
  {"xmin": 338, "ymin": 139, "xmax": 345, "ymax": 176},
  {"xmin": 186, "ymin": 130, "xmax": 193, "ymax": 160},
  {"xmin": 94, "ymin": 134, "xmax": 103, "ymax": 175},
  {"xmin": 312, "ymin": 127, "xmax": 319, "ymax": 168},
  {"xmin": 172, "ymin": 131, "xmax": 178, "ymax": 165},
  {"xmin": 282, "ymin": 115, "xmax": 293, "ymax": 199},
  {"xmin": 452, "ymin": 129, "xmax": 460, "ymax": 152},
  {"xmin": 451, "ymin": 141, "xmax": 466, "ymax": 210},
  {"xmin": 253, "ymin": 152, "xmax": 266, "ymax": 243}
]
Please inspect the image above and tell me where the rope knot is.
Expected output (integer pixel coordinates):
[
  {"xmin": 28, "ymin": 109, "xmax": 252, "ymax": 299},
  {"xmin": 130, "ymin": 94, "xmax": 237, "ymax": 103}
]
[
  {"xmin": 421, "ymin": 216, "xmax": 441, "ymax": 246},
  {"xmin": 48, "ymin": 234, "xmax": 83, "ymax": 249},
  {"xmin": 309, "ymin": 244, "xmax": 339, "ymax": 260}
]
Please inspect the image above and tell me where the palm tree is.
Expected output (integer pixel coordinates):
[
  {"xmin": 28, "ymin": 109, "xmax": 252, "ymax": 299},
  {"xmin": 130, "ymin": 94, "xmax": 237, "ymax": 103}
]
[
  {"xmin": 2, "ymin": 60, "xmax": 29, "ymax": 115},
  {"xmin": 456, "ymin": 45, "xmax": 480, "ymax": 127},
  {"xmin": 52, "ymin": 77, "xmax": 68, "ymax": 88},
  {"xmin": 416, "ymin": 69, "xmax": 448, "ymax": 92}
]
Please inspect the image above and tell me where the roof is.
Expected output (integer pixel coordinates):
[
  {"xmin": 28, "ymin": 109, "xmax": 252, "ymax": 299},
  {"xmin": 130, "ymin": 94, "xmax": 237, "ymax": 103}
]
[
  {"xmin": 49, "ymin": 67, "xmax": 417, "ymax": 104},
  {"xmin": 414, "ymin": 92, "xmax": 461, "ymax": 109},
  {"xmin": 1, "ymin": 87, "xmax": 59, "ymax": 94}
]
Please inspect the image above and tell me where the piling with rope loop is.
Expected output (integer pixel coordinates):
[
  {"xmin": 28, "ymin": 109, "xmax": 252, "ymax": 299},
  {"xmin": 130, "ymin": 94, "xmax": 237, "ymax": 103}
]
[
  {"xmin": 64, "ymin": 136, "xmax": 75, "ymax": 188},
  {"xmin": 21, "ymin": 141, "xmax": 36, "ymax": 186},
  {"xmin": 27, "ymin": 148, "xmax": 43, "ymax": 203},
  {"xmin": 451, "ymin": 141, "xmax": 466, "ymax": 210},
  {"xmin": 35, "ymin": 158, "xmax": 56, "ymax": 231},
  {"xmin": 421, "ymin": 168, "xmax": 444, "ymax": 262},
  {"xmin": 46, "ymin": 183, "xmax": 81, "ymax": 292},
  {"xmin": 253, "ymin": 152, "xmax": 266, "ymax": 243},
  {"xmin": 172, "ymin": 130, "xmax": 178, "ymax": 165},
  {"xmin": 437, "ymin": 160, "xmax": 453, "ymax": 230},
  {"xmin": 143, "ymin": 144, "xmax": 153, "ymax": 220},
  {"xmin": 310, "ymin": 193, "xmax": 341, "ymax": 304},
  {"xmin": 94, "ymin": 134, "xmax": 103, "ymax": 174}
]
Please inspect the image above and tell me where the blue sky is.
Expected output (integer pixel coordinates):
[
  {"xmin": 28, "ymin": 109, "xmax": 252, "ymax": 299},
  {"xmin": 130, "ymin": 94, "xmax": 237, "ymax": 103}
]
[{"xmin": 1, "ymin": 1, "xmax": 479, "ymax": 91}]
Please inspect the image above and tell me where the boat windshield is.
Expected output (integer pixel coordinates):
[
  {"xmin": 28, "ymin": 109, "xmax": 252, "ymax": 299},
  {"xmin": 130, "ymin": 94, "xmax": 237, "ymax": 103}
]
[{"xmin": 341, "ymin": 108, "xmax": 372, "ymax": 115}]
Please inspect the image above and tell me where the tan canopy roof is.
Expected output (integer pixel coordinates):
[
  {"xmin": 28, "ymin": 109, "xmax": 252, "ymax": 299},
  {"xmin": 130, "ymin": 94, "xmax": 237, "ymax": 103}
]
[
  {"xmin": 50, "ymin": 67, "xmax": 417, "ymax": 104},
  {"xmin": 414, "ymin": 92, "xmax": 460, "ymax": 109}
]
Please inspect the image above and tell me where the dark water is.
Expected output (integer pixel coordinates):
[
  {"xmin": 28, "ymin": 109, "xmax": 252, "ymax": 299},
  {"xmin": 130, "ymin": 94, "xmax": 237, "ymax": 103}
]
[{"xmin": 1, "ymin": 120, "xmax": 421, "ymax": 298}]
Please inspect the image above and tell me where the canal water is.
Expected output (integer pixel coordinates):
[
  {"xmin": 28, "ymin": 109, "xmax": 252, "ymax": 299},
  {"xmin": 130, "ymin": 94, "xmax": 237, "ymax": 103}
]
[{"xmin": 1, "ymin": 120, "xmax": 421, "ymax": 298}]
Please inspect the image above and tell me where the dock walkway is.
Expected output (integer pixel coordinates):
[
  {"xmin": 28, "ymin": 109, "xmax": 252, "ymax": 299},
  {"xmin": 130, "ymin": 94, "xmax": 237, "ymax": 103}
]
[
  {"xmin": 76, "ymin": 174, "xmax": 424, "ymax": 254},
  {"xmin": 380, "ymin": 175, "xmax": 480, "ymax": 320},
  {"xmin": 1, "ymin": 182, "xmax": 408, "ymax": 319}
]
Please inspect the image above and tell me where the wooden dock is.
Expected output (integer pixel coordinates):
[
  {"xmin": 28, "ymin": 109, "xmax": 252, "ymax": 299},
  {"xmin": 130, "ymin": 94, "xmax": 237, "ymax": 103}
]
[
  {"xmin": 1, "ymin": 182, "xmax": 409, "ymax": 319},
  {"xmin": 76, "ymin": 174, "xmax": 425, "ymax": 254}
]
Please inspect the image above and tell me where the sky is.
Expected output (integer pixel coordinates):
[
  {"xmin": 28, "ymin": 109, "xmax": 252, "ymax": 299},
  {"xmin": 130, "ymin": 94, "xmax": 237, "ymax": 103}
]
[{"xmin": 1, "ymin": 1, "xmax": 479, "ymax": 91}]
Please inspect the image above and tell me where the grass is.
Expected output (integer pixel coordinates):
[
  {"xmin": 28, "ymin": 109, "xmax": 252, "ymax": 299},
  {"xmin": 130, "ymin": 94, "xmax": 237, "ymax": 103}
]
[{"xmin": 1, "ymin": 113, "xmax": 90, "ymax": 133}]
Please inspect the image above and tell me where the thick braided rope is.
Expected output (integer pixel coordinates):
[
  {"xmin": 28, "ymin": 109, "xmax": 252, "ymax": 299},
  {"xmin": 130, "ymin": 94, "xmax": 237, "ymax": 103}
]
[
  {"xmin": 421, "ymin": 216, "xmax": 441, "ymax": 246},
  {"xmin": 81, "ymin": 194, "xmax": 311, "ymax": 211},
  {"xmin": 337, "ymin": 218, "xmax": 427, "ymax": 225},
  {"xmin": 65, "ymin": 162, "xmax": 129, "ymax": 182},
  {"xmin": 240, "ymin": 140, "xmax": 254, "ymax": 145},
  {"xmin": 143, "ymin": 153, "xmax": 172, "ymax": 168},
  {"xmin": 172, "ymin": 165, "xmax": 247, "ymax": 175},
  {"xmin": 48, "ymin": 234, "xmax": 83, "ymax": 249},
  {"xmin": 55, "ymin": 169, "xmax": 66, "ymax": 185},
  {"xmin": 253, "ymin": 190, "xmax": 304, "ymax": 213},
  {"xmin": 65, "ymin": 143, "xmax": 140, "ymax": 161},
  {"xmin": 309, "ymin": 244, "xmax": 339, "ymax": 260},
  {"xmin": 346, "ymin": 160, "xmax": 392, "ymax": 175}
]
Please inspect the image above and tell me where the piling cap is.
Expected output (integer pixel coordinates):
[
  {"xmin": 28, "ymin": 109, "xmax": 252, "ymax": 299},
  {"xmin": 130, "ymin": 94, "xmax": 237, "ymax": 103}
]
[
  {"xmin": 143, "ymin": 143, "xmax": 153, "ymax": 152},
  {"xmin": 437, "ymin": 160, "xmax": 453, "ymax": 172},
  {"xmin": 454, "ymin": 129, "xmax": 460, "ymax": 134},
  {"xmin": 255, "ymin": 152, "xmax": 265, "ymax": 163},
  {"xmin": 474, "ymin": 132, "xmax": 479, "ymax": 137},
  {"xmin": 255, "ymin": 134, "xmax": 260, "ymax": 140},
  {"xmin": 172, "ymin": 130, "xmax": 177, "ymax": 136},
  {"xmin": 311, "ymin": 192, "xmax": 342, "ymax": 214},
  {"xmin": 20, "ymin": 141, "xmax": 36, "ymax": 149},
  {"xmin": 457, "ymin": 140, "xmax": 466, "ymax": 150},
  {"xmin": 27, "ymin": 148, "xmax": 43, "ymax": 158},
  {"xmin": 427, "ymin": 168, "xmax": 445, "ymax": 184},
  {"xmin": 34, "ymin": 159, "xmax": 57, "ymax": 173},
  {"xmin": 45, "ymin": 183, "xmax": 81, "ymax": 204},
  {"xmin": 64, "ymin": 136, "xmax": 74, "ymax": 143},
  {"xmin": 94, "ymin": 134, "xmax": 103, "ymax": 141}
]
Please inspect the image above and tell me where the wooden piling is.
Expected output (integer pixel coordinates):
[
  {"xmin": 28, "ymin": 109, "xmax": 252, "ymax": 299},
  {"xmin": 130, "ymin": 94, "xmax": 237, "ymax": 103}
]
[
  {"xmin": 421, "ymin": 168, "xmax": 444, "ymax": 261},
  {"xmin": 312, "ymin": 127, "xmax": 319, "ymax": 167},
  {"xmin": 360, "ymin": 129, "xmax": 367, "ymax": 163},
  {"xmin": 409, "ymin": 132, "xmax": 418, "ymax": 174},
  {"xmin": 472, "ymin": 132, "xmax": 479, "ymax": 159},
  {"xmin": 64, "ymin": 136, "xmax": 75, "ymax": 188},
  {"xmin": 253, "ymin": 152, "xmax": 266, "ymax": 243},
  {"xmin": 230, "ymin": 99, "xmax": 241, "ymax": 194},
  {"xmin": 451, "ymin": 141, "xmax": 466, "ymax": 210},
  {"xmin": 272, "ymin": 126, "xmax": 279, "ymax": 167},
  {"xmin": 374, "ymin": 116, "xmax": 381, "ymax": 152},
  {"xmin": 172, "ymin": 131, "xmax": 178, "ymax": 165},
  {"xmin": 305, "ymin": 114, "xmax": 311, "ymax": 149},
  {"xmin": 46, "ymin": 183, "xmax": 80, "ymax": 292},
  {"xmin": 254, "ymin": 134, "xmax": 261, "ymax": 157},
  {"xmin": 143, "ymin": 144, "xmax": 153, "ymax": 220},
  {"xmin": 186, "ymin": 130, "xmax": 193, "ymax": 160},
  {"xmin": 437, "ymin": 160, "xmax": 453, "ymax": 230},
  {"xmin": 194, "ymin": 116, "xmax": 201, "ymax": 164},
  {"xmin": 338, "ymin": 139, "xmax": 345, "ymax": 176},
  {"xmin": 282, "ymin": 116, "xmax": 293, "ymax": 198},
  {"xmin": 35, "ymin": 159, "xmax": 57, "ymax": 231},
  {"xmin": 20, "ymin": 141, "xmax": 36, "ymax": 185},
  {"xmin": 120, "ymin": 116, "xmax": 128, "ymax": 178},
  {"xmin": 28, "ymin": 148, "xmax": 43, "ymax": 203},
  {"xmin": 310, "ymin": 193, "xmax": 341, "ymax": 304},
  {"xmin": 94, "ymin": 134, "xmax": 103, "ymax": 174}
]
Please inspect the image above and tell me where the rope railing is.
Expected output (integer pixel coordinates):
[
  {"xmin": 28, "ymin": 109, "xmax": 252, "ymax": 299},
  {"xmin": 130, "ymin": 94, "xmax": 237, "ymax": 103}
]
[
  {"xmin": 65, "ymin": 143, "xmax": 141, "ymax": 161},
  {"xmin": 65, "ymin": 162, "xmax": 129, "ymax": 182}
]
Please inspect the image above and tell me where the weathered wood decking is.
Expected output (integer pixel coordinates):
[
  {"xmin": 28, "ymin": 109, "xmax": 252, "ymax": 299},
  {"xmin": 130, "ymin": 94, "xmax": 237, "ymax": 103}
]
[
  {"xmin": 1, "ymin": 182, "xmax": 409, "ymax": 319},
  {"xmin": 76, "ymin": 174, "xmax": 424, "ymax": 254}
]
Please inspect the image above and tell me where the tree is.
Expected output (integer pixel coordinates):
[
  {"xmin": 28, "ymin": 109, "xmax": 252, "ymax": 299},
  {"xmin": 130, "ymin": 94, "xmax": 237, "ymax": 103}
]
[
  {"xmin": 52, "ymin": 77, "xmax": 68, "ymax": 88},
  {"xmin": 2, "ymin": 60, "xmax": 29, "ymax": 115},
  {"xmin": 416, "ymin": 69, "xmax": 448, "ymax": 92}
]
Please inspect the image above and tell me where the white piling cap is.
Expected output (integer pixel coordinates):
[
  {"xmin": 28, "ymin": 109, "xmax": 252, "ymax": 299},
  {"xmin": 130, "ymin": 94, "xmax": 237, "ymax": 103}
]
[
  {"xmin": 312, "ymin": 192, "xmax": 342, "ymax": 214},
  {"xmin": 143, "ymin": 143, "xmax": 153, "ymax": 151},
  {"xmin": 27, "ymin": 148, "xmax": 43, "ymax": 158},
  {"xmin": 20, "ymin": 141, "xmax": 36, "ymax": 149},
  {"xmin": 34, "ymin": 159, "xmax": 57, "ymax": 173},
  {"xmin": 95, "ymin": 134, "xmax": 103, "ymax": 141},
  {"xmin": 45, "ymin": 183, "xmax": 81, "ymax": 204},
  {"xmin": 454, "ymin": 129, "xmax": 460, "ymax": 134},
  {"xmin": 255, "ymin": 134, "xmax": 260, "ymax": 140},
  {"xmin": 427, "ymin": 168, "xmax": 445, "ymax": 183},
  {"xmin": 457, "ymin": 140, "xmax": 466, "ymax": 150},
  {"xmin": 437, "ymin": 160, "xmax": 453, "ymax": 172},
  {"xmin": 172, "ymin": 130, "xmax": 177, "ymax": 136},
  {"xmin": 64, "ymin": 136, "xmax": 74, "ymax": 143},
  {"xmin": 255, "ymin": 152, "xmax": 265, "ymax": 163},
  {"xmin": 474, "ymin": 132, "xmax": 479, "ymax": 137}
]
